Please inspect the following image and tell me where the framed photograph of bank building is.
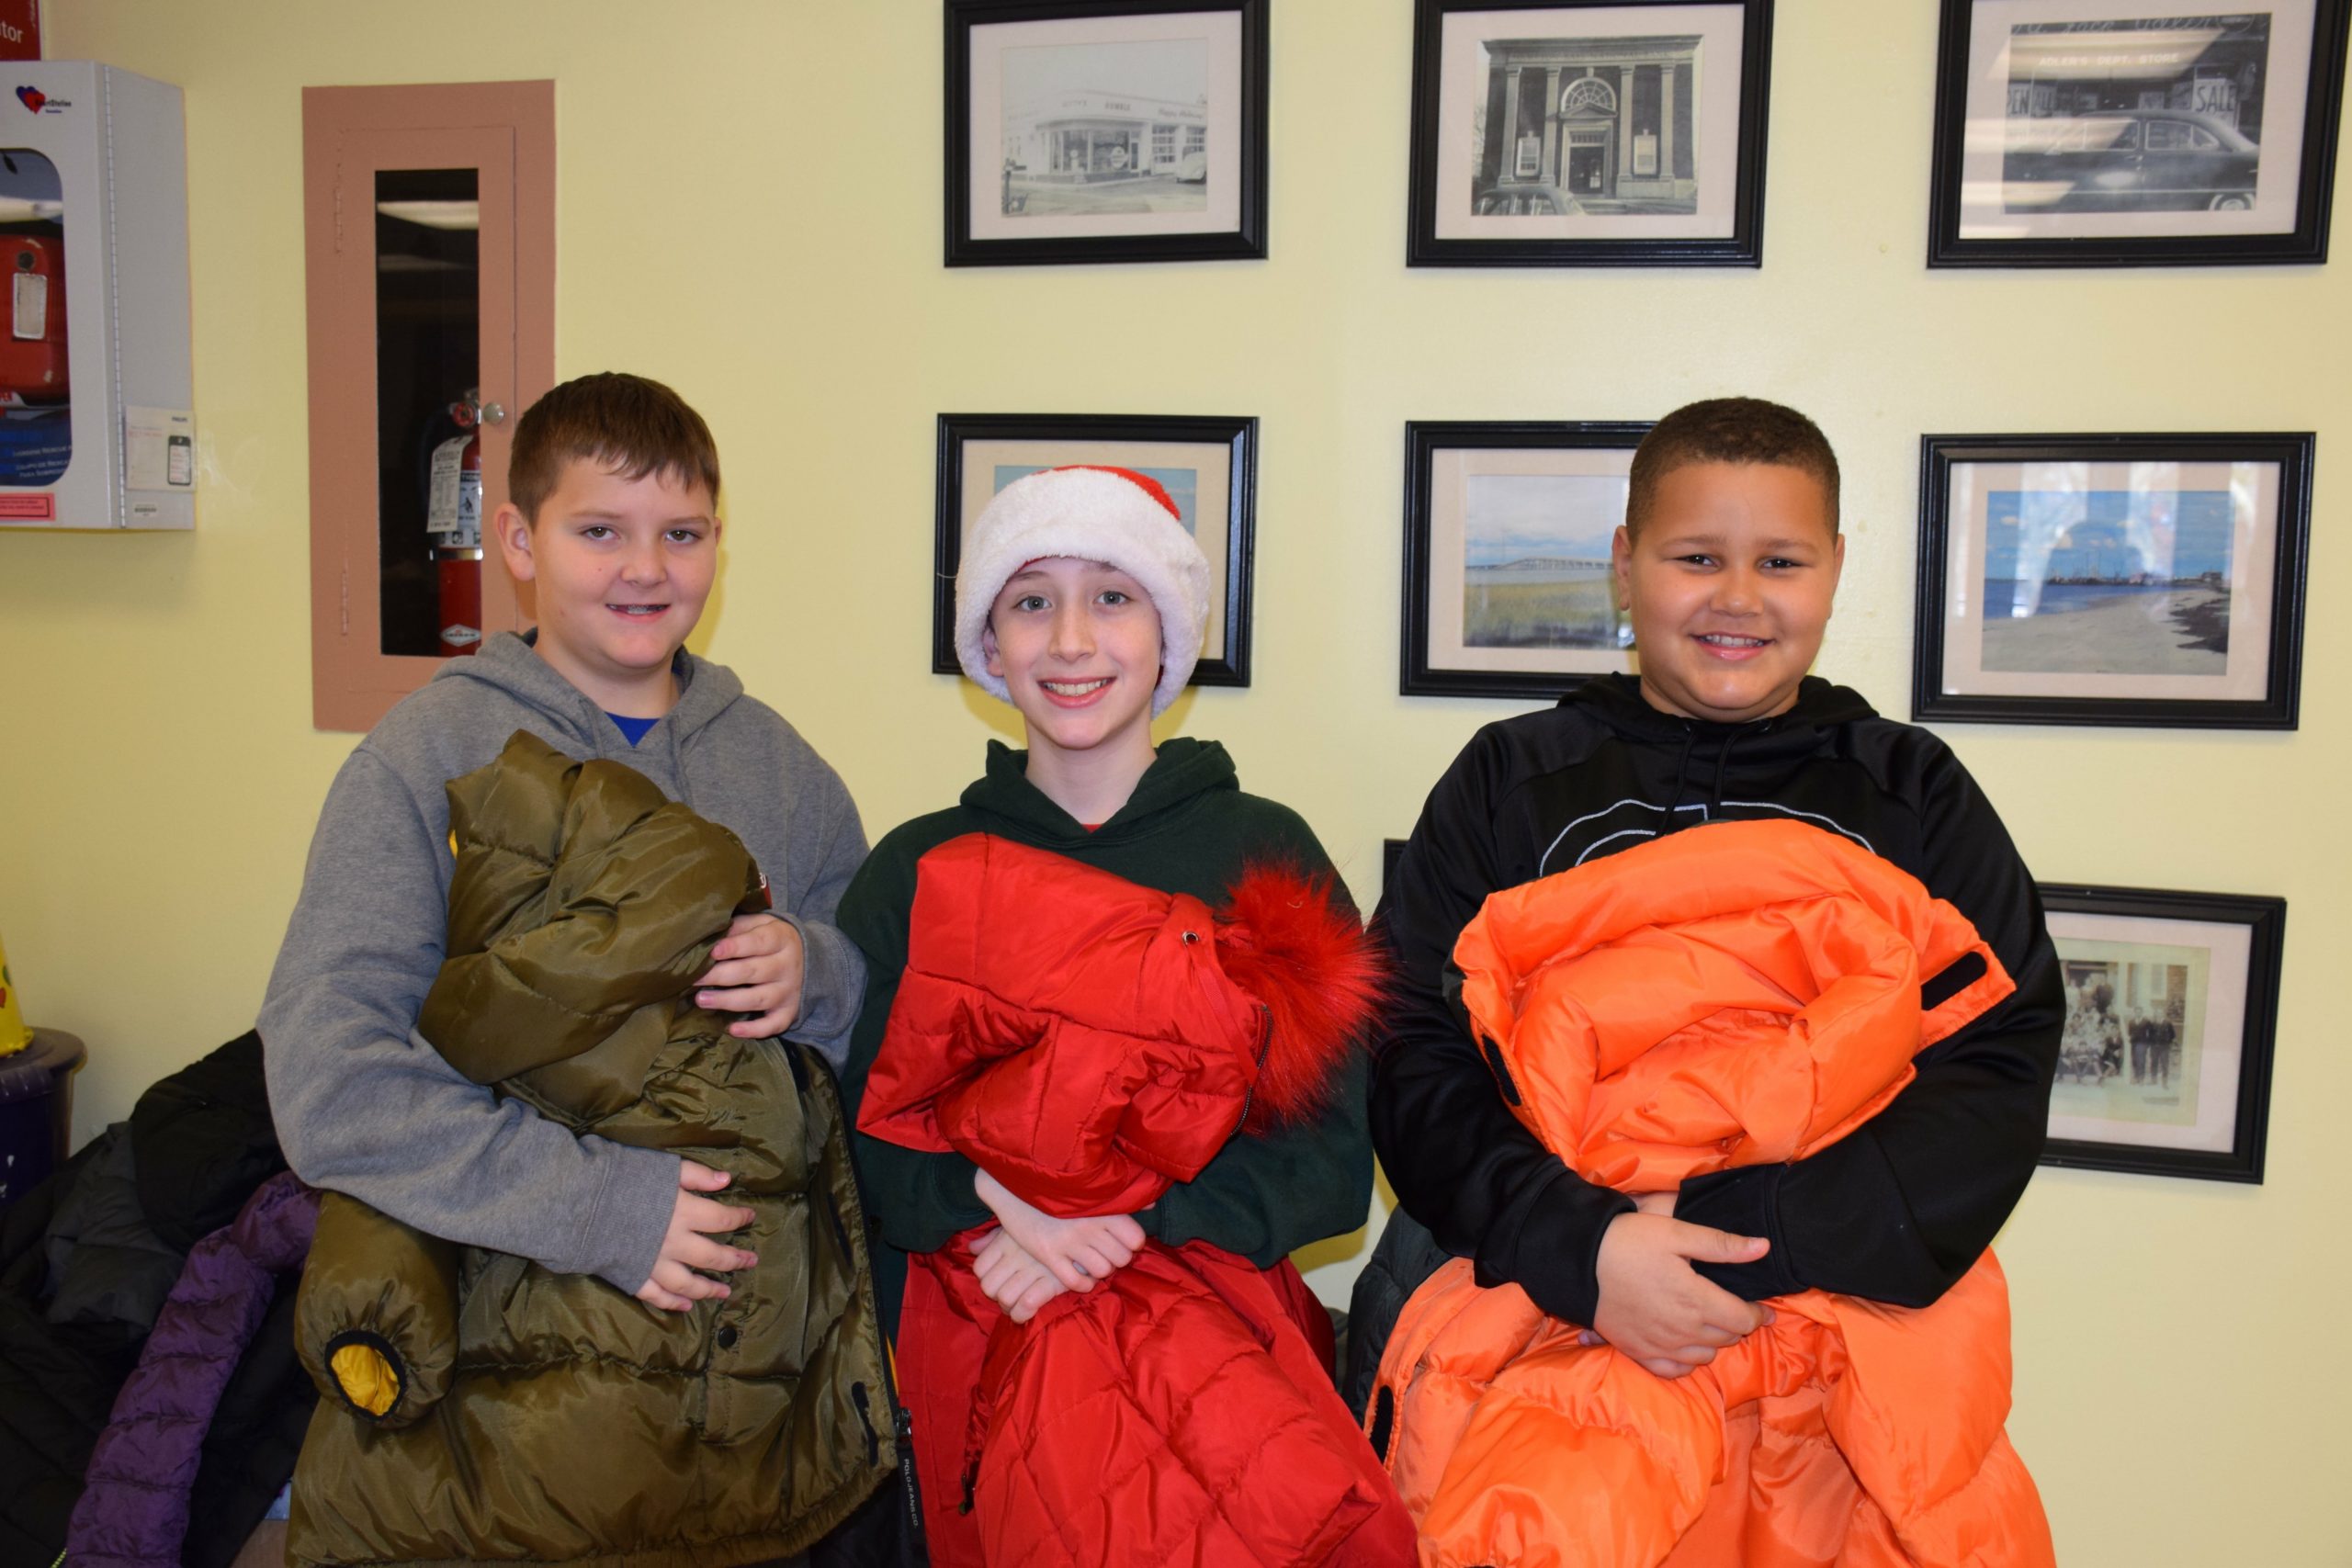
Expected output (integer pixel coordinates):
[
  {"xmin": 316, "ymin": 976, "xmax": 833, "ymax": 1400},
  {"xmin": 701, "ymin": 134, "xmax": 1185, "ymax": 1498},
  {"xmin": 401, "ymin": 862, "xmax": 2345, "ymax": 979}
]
[
  {"xmin": 945, "ymin": 0, "xmax": 1269, "ymax": 266},
  {"xmin": 1406, "ymin": 0, "xmax": 1776, "ymax": 265},
  {"xmin": 1928, "ymin": 0, "xmax": 2351, "ymax": 265}
]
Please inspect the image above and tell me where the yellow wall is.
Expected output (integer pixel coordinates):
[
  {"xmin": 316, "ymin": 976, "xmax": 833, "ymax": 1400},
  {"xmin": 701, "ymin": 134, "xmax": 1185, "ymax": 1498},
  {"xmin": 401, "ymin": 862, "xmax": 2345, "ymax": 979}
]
[{"xmin": 5, "ymin": 3, "xmax": 2344, "ymax": 1560}]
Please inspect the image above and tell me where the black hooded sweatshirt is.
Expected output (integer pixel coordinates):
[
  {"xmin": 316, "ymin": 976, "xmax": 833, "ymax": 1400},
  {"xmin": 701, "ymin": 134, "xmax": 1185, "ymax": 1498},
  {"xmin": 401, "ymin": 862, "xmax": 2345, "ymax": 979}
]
[{"xmin": 1370, "ymin": 673, "xmax": 2062, "ymax": 1328}]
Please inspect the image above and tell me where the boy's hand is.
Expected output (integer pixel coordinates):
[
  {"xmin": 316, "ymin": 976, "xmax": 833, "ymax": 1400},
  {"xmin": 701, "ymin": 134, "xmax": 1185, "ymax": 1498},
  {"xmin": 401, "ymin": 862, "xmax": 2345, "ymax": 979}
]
[
  {"xmin": 973, "ymin": 1168, "xmax": 1143, "ymax": 1294},
  {"xmin": 636, "ymin": 1159, "xmax": 758, "ymax": 1314},
  {"xmin": 1586, "ymin": 1211, "xmax": 1775, "ymax": 1379},
  {"xmin": 972, "ymin": 1227, "xmax": 1066, "ymax": 1323},
  {"xmin": 695, "ymin": 913, "xmax": 805, "ymax": 1038}
]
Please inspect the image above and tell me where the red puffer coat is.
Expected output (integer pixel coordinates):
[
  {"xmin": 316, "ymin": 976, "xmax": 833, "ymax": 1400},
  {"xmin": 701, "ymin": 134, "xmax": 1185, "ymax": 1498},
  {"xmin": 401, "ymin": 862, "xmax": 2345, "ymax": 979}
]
[
  {"xmin": 859, "ymin": 833, "xmax": 1415, "ymax": 1567},
  {"xmin": 1371, "ymin": 819, "xmax": 2054, "ymax": 1568}
]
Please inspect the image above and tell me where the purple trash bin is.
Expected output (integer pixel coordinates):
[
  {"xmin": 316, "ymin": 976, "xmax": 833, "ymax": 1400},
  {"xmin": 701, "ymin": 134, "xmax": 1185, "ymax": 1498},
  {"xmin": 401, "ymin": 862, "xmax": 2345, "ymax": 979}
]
[{"xmin": 0, "ymin": 1027, "xmax": 85, "ymax": 1208}]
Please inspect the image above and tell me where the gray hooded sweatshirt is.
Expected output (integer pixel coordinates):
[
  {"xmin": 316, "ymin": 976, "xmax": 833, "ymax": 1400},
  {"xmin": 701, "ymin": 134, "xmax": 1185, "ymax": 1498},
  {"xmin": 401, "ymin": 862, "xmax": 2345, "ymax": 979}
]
[{"xmin": 259, "ymin": 632, "xmax": 868, "ymax": 1292}]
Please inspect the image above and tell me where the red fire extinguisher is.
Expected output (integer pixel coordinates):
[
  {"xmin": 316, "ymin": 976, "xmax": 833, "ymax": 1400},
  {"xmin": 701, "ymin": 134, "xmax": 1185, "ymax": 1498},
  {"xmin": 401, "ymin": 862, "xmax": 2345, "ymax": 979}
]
[{"xmin": 425, "ymin": 393, "xmax": 483, "ymax": 657}]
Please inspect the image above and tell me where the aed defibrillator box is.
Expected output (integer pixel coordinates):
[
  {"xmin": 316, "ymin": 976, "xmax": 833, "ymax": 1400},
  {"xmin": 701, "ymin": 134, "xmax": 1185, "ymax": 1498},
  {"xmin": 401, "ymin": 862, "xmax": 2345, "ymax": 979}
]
[{"xmin": 0, "ymin": 62, "xmax": 192, "ymax": 530}]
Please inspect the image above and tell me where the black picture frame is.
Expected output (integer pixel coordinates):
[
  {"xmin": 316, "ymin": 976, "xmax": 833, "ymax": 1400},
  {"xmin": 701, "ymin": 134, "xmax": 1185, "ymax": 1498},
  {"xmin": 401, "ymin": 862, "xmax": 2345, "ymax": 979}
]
[
  {"xmin": 1911, "ymin": 433, "xmax": 2312, "ymax": 729},
  {"xmin": 1927, "ymin": 0, "xmax": 2350, "ymax": 266},
  {"xmin": 933, "ymin": 412, "xmax": 1256, "ymax": 687},
  {"xmin": 1405, "ymin": 0, "xmax": 1775, "ymax": 267},
  {"xmin": 2038, "ymin": 884, "xmax": 2284, "ymax": 1183},
  {"xmin": 944, "ymin": 0, "xmax": 1271, "ymax": 266},
  {"xmin": 1402, "ymin": 419, "xmax": 1648, "ymax": 699}
]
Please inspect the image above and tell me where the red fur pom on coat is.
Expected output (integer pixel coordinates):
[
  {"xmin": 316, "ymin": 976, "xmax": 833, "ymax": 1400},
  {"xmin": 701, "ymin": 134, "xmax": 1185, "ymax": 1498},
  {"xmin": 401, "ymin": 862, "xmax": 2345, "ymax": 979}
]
[{"xmin": 1216, "ymin": 863, "xmax": 1388, "ymax": 1133}]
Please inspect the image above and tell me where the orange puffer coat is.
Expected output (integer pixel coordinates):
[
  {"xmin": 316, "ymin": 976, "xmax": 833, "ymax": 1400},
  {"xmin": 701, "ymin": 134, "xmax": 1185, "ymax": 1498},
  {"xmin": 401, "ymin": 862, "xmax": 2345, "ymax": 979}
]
[
  {"xmin": 1372, "ymin": 819, "xmax": 2054, "ymax": 1568},
  {"xmin": 860, "ymin": 833, "xmax": 1415, "ymax": 1568}
]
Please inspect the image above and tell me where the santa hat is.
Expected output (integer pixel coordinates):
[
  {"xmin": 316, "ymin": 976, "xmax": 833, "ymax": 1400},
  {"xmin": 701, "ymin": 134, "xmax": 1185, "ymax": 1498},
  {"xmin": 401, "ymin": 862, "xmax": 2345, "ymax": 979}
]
[{"xmin": 954, "ymin": 465, "xmax": 1211, "ymax": 716}]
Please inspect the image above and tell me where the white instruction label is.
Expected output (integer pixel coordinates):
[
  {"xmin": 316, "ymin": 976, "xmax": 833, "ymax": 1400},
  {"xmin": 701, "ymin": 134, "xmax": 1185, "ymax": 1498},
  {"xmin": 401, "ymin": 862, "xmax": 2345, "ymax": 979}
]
[{"xmin": 124, "ymin": 406, "xmax": 197, "ymax": 491}]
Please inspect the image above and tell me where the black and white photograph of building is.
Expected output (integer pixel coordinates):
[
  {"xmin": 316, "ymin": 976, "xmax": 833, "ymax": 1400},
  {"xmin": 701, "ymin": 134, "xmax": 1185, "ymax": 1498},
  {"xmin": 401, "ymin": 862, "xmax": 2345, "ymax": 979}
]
[
  {"xmin": 1470, "ymin": 35, "xmax": 1702, "ymax": 214},
  {"xmin": 2001, "ymin": 14, "xmax": 2270, "ymax": 213},
  {"xmin": 1000, "ymin": 39, "xmax": 1210, "ymax": 218}
]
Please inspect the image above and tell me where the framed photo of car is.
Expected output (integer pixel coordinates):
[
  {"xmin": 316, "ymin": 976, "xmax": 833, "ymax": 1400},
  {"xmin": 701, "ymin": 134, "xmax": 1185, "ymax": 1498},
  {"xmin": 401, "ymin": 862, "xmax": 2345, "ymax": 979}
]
[
  {"xmin": 2039, "ymin": 883, "xmax": 2284, "ymax": 1183},
  {"xmin": 933, "ymin": 412, "xmax": 1255, "ymax": 687},
  {"xmin": 1912, "ymin": 433, "xmax": 2312, "ymax": 729},
  {"xmin": 944, "ymin": 0, "xmax": 1270, "ymax": 266},
  {"xmin": 1928, "ymin": 0, "xmax": 2352, "ymax": 265},
  {"xmin": 1402, "ymin": 420, "xmax": 1646, "ymax": 698},
  {"xmin": 1405, "ymin": 0, "xmax": 1775, "ymax": 266}
]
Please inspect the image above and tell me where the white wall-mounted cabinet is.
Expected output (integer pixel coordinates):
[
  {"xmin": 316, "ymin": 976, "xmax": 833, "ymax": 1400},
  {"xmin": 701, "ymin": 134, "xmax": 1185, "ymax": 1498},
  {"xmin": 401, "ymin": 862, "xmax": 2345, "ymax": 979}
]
[{"xmin": 0, "ymin": 62, "xmax": 192, "ymax": 530}]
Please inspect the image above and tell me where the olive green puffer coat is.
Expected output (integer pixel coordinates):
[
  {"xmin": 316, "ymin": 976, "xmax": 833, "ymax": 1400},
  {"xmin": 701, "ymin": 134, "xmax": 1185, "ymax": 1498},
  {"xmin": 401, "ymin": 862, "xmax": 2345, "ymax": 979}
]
[{"xmin": 288, "ymin": 730, "xmax": 895, "ymax": 1568}]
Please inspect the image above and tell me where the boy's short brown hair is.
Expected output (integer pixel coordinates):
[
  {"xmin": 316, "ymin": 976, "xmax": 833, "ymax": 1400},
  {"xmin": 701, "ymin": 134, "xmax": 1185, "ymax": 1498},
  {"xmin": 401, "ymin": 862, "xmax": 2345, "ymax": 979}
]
[
  {"xmin": 507, "ymin": 372, "xmax": 721, "ymax": 522},
  {"xmin": 1625, "ymin": 397, "xmax": 1839, "ymax": 539}
]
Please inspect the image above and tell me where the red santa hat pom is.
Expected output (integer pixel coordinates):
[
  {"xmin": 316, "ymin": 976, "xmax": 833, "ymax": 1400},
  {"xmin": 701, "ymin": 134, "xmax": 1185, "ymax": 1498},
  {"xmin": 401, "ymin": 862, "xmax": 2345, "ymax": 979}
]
[
  {"xmin": 1215, "ymin": 863, "xmax": 1389, "ymax": 1133},
  {"xmin": 954, "ymin": 465, "xmax": 1212, "ymax": 716}
]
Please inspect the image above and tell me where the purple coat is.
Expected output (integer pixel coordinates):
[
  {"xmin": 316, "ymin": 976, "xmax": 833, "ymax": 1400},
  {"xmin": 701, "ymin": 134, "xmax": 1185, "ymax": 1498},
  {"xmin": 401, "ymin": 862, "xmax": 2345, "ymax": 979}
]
[{"xmin": 64, "ymin": 1171, "xmax": 318, "ymax": 1568}]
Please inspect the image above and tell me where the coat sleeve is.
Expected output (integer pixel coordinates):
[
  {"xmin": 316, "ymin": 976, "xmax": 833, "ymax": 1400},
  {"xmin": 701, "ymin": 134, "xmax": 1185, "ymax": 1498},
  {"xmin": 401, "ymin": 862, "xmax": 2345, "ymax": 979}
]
[
  {"xmin": 1138, "ymin": 810, "xmax": 1376, "ymax": 1268},
  {"xmin": 1369, "ymin": 731, "xmax": 1634, "ymax": 1328},
  {"xmin": 836, "ymin": 834, "xmax": 994, "ymax": 1258},
  {"xmin": 259, "ymin": 745, "xmax": 680, "ymax": 1294},
  {"xmin": 1674, "ymin": 740, "xmax": 2064, "ymax": 1306},
  {"xmin": 773, "ymin": 752, "xmax": 873, "ymax": 1067}
]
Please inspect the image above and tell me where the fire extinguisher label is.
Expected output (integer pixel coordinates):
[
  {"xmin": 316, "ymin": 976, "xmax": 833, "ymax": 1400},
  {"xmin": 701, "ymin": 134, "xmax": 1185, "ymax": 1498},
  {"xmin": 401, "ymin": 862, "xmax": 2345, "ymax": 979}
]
[
  {"xmin": 426, "ymin": 434, "xmax": 483, "ymax": 547},
  {"xmin": 439, "ymin": 624, "xmax": 483, "ymax": 649},
  {"xmin": 10, "ymin": 270, "xmax": 42, "ymax": 340}
]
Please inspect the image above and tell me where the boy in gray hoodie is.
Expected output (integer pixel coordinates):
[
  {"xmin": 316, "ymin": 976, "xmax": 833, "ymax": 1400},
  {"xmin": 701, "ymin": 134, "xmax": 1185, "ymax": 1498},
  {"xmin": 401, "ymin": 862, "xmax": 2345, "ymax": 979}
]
[{"xmin": 260, "ymin": 372, "xmax": 867, "ymax": 1311}]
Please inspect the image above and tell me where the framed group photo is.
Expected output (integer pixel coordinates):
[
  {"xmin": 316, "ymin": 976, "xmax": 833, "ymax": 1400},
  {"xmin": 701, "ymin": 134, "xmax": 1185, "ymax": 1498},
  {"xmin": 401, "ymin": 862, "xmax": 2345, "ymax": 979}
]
[
  {"xmin": 944, "ymin": 0, "xmax": 1270, "ymax": 265},
  {"xmin": 1911, "ymin": 433, "xmax": 2312, "ymax": 728},
  {"xmin": 1401, "ymin": 420, "xmax": 1645, "ymax": 698},
  {"xmin": 933, "ymin": 412, "xmax": 1256, "ymax": 688},
  {"xmin": 1928, "ymin": 0, "xmax": 2352, "ymax": 265},
  {"xmin": 1405, "ymin": 0, "xmax": 1775, "ymax": 266},
  {"xmin": 2040, "ymin": 884, "xmax": 2284, "ymax": 1182}
]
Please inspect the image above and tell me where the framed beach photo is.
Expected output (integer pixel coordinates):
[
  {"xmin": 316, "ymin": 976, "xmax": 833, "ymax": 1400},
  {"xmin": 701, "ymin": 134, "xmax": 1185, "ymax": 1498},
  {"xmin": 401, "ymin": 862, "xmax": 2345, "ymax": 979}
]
[
  {"xmin": 1402, "ymin": 421, "xmax": 1644, "ymax": 699},
  {"xmin": 1911, "ymin": 434, "xmax": 2312, "ymax": 728},
  {"xmin": 1406, "ymin": 0, "xmax": 1775, "ymax": 266},
  {"xmin": 2040, "ymin": 884, "xmax": 2284, "ymax": 1182},
  {"xmin": 944, "ymin": 0, "xmax": 1270, "ymax": 266},
  {"xmin": 933, "ymin": 412, "xmax": 1256, "ymax": 688},
  {"xmin": 1928, "ymin": 0, "xmax": 2351, "ymax": 265}
]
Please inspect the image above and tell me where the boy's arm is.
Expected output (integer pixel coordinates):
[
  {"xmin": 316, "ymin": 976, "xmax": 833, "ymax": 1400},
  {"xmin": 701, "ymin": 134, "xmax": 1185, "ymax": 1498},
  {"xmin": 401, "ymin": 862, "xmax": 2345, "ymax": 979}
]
[
  {"xmin": 259, "ymin": 746, "xmax": 681, "ymax": 1292},
  {"xmin": 1370, "ymin": 734, "xmax": 1637, "ymax": 1328},
  {"xmin": 1673, "ymin": 743, "xmax": 2064, "ymax": 1307},
  {"xmin": 771, "ymin": 752, "xmax": 871, "ymax": 1065}
]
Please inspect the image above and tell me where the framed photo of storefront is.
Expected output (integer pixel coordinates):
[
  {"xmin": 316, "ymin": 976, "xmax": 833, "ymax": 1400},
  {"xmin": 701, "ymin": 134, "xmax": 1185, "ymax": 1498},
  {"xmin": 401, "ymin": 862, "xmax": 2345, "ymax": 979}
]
[
  {"xmin": 1928, "ymin": 0, "xmax": 2351, "ymax": 265},
  {"xmin": 1402, "ymin": 420, "xmax": 1646, "ymax": 698},
  {"xmin": 944, "ymin": 0, "xmax": 1269, "ymax": 266},
  {"xmin": 2039, "ymin": 884, "xmax": 2284, "ymax": 1182},
  {"xmin": 1910, "ymin": 433, "xmax": 2312, "ymax": 729},
  {"xmin": 933, "ymin": 412, "xmax": 1255, "ymax": 687},
  {"xmin": 1405, "ymin": 0, "xmax": 1775, "ymax": 266}
]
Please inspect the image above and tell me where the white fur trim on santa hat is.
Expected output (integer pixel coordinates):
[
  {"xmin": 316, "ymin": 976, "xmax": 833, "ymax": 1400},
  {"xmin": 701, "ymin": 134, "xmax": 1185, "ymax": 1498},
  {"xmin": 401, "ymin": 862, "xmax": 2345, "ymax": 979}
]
[{"xmin": 954, "ymin": 466, "xmax": 1211, "ymax": 716}]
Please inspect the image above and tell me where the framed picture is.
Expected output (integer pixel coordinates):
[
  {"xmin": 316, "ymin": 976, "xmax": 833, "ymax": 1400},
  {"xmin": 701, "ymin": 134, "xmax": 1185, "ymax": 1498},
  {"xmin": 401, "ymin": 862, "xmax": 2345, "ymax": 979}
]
[
  {"xmin": 933, "ymin": 412, "xmax": 1256, "ymax": 687},
  {"xmin": 1911, "ymin": 433, "xmax": 2312, "ymax": 728},
  {"xmin": 944, "ymin": 0, "xmax": 1269, "ymax": 266},
  {"xmin": 1405, "ymin": 0, "xmax": 1775, "ymax": 266},
  {"xmin": 1928, "ymin": 0, "xmax": 2351, "ymax": 266},
  {"xmin": 1402, "ymin": 420, "xmax": 1645, "ymax": 698},
  {"xmin": 2040, "ymin": 884, "xmax": 2284, "ymax": 1182}
]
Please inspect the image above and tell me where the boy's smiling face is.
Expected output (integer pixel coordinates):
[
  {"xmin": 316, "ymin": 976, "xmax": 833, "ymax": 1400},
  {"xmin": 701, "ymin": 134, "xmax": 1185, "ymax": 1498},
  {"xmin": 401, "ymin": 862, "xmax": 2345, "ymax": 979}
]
[
  {"xmin": 495, "ymin": 459, "xmax": 719, "ymax": 716},
  {"xmin": 1612, "ymin": 460, "xmax": 1843, "ymax": 725},
  {"xmin": 982, "ymin": 556, "xmax": 1162, "ymax": 771}
]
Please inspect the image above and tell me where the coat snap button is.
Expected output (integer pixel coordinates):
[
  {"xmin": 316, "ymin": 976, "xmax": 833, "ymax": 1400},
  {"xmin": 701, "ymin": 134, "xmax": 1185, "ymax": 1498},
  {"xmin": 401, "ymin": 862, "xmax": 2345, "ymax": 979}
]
[
  {"xmin": 1180, "ymin": 931, "xmax": 1199, "ymax": 944},
  {"xmin": 715, "ymin": 1324, "xmax": 739, "ymax": 1349}
]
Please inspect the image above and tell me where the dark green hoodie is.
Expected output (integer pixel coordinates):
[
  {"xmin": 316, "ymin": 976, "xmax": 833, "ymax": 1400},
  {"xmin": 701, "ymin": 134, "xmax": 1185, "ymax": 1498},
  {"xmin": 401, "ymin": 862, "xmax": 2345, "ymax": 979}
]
[{"xmin": 837, "ymin": 738, "xmax": 1374, "ymax": 1331}]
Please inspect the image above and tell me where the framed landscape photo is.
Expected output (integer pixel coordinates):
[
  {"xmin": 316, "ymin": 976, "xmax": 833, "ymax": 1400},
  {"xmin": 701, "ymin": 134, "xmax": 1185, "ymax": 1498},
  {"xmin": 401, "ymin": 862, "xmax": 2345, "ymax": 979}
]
[
  {"xmin": 1911, "ymin": 433, "xmax": 2312, "ymax": 728},
  {"xmin": 1928, "ymin": 0, "xmax": 2352, "ymax": 265},
  {"xmin": 933, "ymin": 412, "xmax": 1255, "ymax": 687},
  {"xmin": 944, "ymin": 0, "xmax": 1269, "ymax": 265},
  {"xmin": 2040, "ymin": 884, "xmax": 2284, "ymax": 1182},
  {"xmin": 1402, "ymin": 420, "xmax": 1645, "ymax": 698},
  {"xmin": 1406, "ymin": 0, "xmax": 1775, "ymax": 266}
]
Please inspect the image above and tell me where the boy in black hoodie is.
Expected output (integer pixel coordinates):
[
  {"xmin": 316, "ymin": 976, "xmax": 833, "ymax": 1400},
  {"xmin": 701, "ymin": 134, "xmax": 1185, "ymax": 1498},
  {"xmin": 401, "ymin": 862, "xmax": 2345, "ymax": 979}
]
[{"xmin": 1371, "ymin": 398, "xmax": 2062, "ymax": 1380}]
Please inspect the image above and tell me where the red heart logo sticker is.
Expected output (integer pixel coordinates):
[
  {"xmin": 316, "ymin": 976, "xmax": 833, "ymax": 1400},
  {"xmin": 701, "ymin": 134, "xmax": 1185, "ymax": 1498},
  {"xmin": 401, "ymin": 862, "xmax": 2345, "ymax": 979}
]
[{"xmin": 16, "ymin": 87, "xmax": 45, "ymax": 113}]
